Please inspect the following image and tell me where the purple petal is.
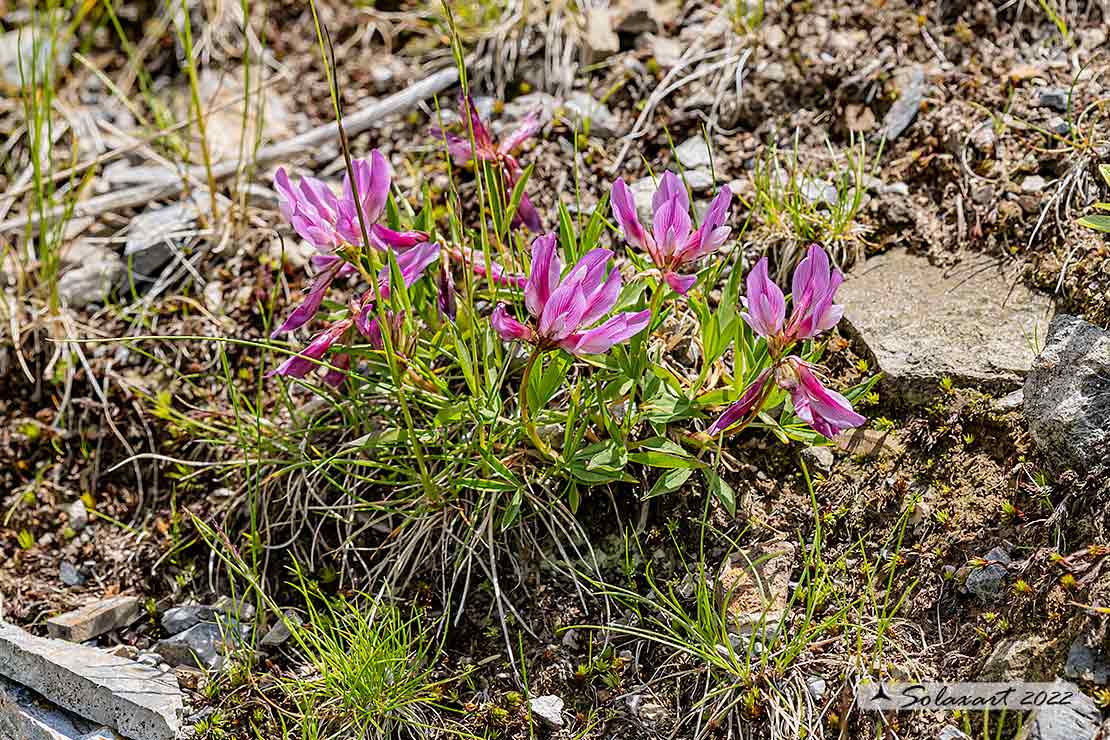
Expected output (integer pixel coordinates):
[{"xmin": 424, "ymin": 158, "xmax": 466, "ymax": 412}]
[
  {"xmin": 461, "ymin": 94, "xmax": 496, "ymax": 159},
  {"xmin": 376, "ymin": 242, "xmax": 440, "ymax": 302},
  {"xmin": 500, "ymin": 108, "xmax": 543, "ymax": 153},
  {"xmin": 610, "ymin": 178, "xmax": 648, "ymax": 253},
  {"xmin": 652, "ymin": 171, "xmax": 689, "ymax": 215},
  {"xmin": 514, "ymin": 190, "xmax": 543, "ymax": 232},
  {"xmin": 706, "ymin": 368, "xmax": 772, "ymax": 435},
  {"xmin": 578, "ymin": 268, "xmax": 622, "ymax": 328},
  {"xmin": 449, "ymin": 246, "xmax": 527, "ymax": 288},
  {"xmin": 651, "ymin": 195, "xmax": 692, "ymax": 259},
  {"xmin": 269, "ymin": 320, "xmax": 350, "ymax": 379},
  {"xmin": 677, "ymin": 186, "xmax": 732, "ymax": 263},
  {"xmin": 538, "ymin": 248, "xmax": 612, "ymax": 339},
  {"xmin": 491, "ymin": 304, "xmax": 534, "ymax": 342},
  {"xmin": 429, "ymin": 126, "xmax": 474, "ymax": 163},
  {"xmin": 438, "ymin": 261, "xmax": 457, "ymax": 321},
  {"xmin": 524, "ymin": 233, "xmax": 563, "ymax": 319},
  {"xmin": 740, "ymin": 257, "xmax": 786, "ymax": 339},
  {"xmin": 370, "ymin": 223, "xmax": 429, "ymax": 252},
  {"xmin": 557, "ymin": 309, "xmax": 651, "ymax": 355},
  {"xmin": 322, "ymin": 353, "xmax": 351, "ymax": 387},
  {"xmin": 664, "ymin": 271, "xmax": 697, "ymax": 295},
  {"xmin": 270, "ymin": 263, "xmax": 340, "ymax": 337},
  {"xmin": 788, "ymin": 360, "xmax": 866, "ymax": 438},
  {"xmin": 362, "ymin": 150, "xmax": 391, "ymax": 224}
]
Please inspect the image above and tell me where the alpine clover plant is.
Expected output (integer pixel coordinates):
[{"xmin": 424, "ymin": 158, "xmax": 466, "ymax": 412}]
[{"xmin": 267, "ymin": 97, "xmax": 871, "ymax": 504}]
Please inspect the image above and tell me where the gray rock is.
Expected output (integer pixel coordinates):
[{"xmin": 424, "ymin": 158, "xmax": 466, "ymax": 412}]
[
  {"xmin": 771, "ymin": 168, "xmax": 839, "ymax": 206},
  {"xmin": 504, "ymin": 92, "xmax": 560, "ymax": 123},
  {"xmin": 839, "ymin": 250, "xmax": 1054, "ymax": 402},
  {"xmin": 64, "ymin": 501, "xmax": 88, "ymax": 533},
  {"xmin": 160, "ymin": 606, "xmax": 213, "ymax": 636},
  {"xmin": 1035, "ymin": 86, "xmax": 1069, "ymax": 112},
  {"xmin": 123, "ymin": 201, "xmax": 199, "ymax": 279},
  {"xmin": 153, "ymin": 618, "xmax": 250, "ymax": 671},
  {"xmin": 965, "ymin": 547, "xmax": 1010, "ymax": 603},
  {"xmin": 0, "ymin": 27, "xmax": 72, "ymax": 91},
  {"xmin": 563, "ymin": 92, "xmax": 620, "ymax": 138},
  {"xmin": 1023, "ymin": 314, "xmax": 1110, "ymax": 476},
  {"xmin": 47, "ymin": 596, "xmax": 141, "ymax": 643},
  {"xmin": 58, "ymin": 563, "xmax": 83, "ymax": 588},
  {"xmin": 57, "ymin": 247, "xmax": 124, "ymax": 308},
  {"xmin": 801, "ymin": 446, "xmax": 834, "ymax": 474},
  {"xmin": 0, "ymin": 675, "xmax": 112, "ymax": 740},
  {"xmin": 1065, "ymin": 634, "xmax": 1110, "ymax": 684},
  {"xmin": 715, "ymin": 540, "xmax": 796, "ymax": 635},
  {"xmin": 1016, "ymin": 681, "xmax": 1099, "ymax": 740},
  {"xmin": 1021, "ymin": 175, "xmax": 1047, "ymax": 193},
  {"xmin": 630, "ymin": 176, "xmax": 657, "ymax": 225},
  {"xmin": 993, "ymin": 388, "xmax": 1025, "ymax": 412},
  {"xmin": 684, "ymin": 168, "xmax": 715, "ymax": 192},
  {"xmin": 880, "ymin": 67, "xmax": 925, "ymax": 141},
  {"xmin": 1046, "ymin": 116, "xmax": 1070, "ymax": 136},
  {"xmin": 939, "ymin": 726, "xmax": 971, "ymax": 740},
  {"xmin": 806, "ymin": 676, "xmax": 827, "ymax": 702},
  {"xmin": 560, "ymin": 628, "xmax": 580, "ymax": 651},
  {"xmin": 529, "ymin": 694, "xmax": 565, "ymax": 729},
  {"xmin": 212, "ymin": 595, "xmax": 255, "ymax": 622},
  {"xmin": 0, "ymin": 621, "xmax": 182, "ymax": 740},
  {"xmin": 259, "ymin": 611, "xmax": 301, "ymax": 648},
  {"xmin": 980, "ymin": 634, "xmax": 1060, "ymax": 681},
  {"xmin": 675, "ymin": 136, "xmax": 714, "ymax": 170},
  {"xmin": 637, "ymin": 701, "xmax": 667, "ymax": 722}
]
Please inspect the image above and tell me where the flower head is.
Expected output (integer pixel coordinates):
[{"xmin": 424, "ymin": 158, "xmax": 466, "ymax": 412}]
[
  {"xmin": 709, "ymin": 244, "xmax": 863, "ymax": 439},
  {"xmin": 611, "ymin": 171, "xmax": 732, "ymax": 295},
  {"xmin": 430, "ymin": 95, "xmax": 543, "ymax": 231},
  {"xmin": 491, "ymin": 233, "xmax": 650, "ymax": 356},
  {"xmin": 272, "ymin": 151, "xmax": 431, "ymax": 335}
]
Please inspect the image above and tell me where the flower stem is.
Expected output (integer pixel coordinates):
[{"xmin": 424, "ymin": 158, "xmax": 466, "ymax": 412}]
[{"xmin": 519, "ymin": 347, "xmax": 558, "ymax": 462}]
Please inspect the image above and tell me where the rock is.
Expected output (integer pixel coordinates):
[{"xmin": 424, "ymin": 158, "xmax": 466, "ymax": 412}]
[
  {"xmin": 1023, "ymin": 314, "xmax": 1110, "ymax": 476},
  {"xmin": 0, "ymin": 27, "xmax": 72, "ymax": 91},
  {"xmin": 880, "ymin": 67, "xmax": 925, "ymax": 142},
  {"xmin": 839, "ymin": 250, "xmax": 1054, "ymax": 402},
  {"xmin": 629, "ymin": 176, "xmax": 657, "ymax": 224},
  {"xmin": 504, "ymin": 92, "xmax": 560, "ymax": 123},
  {"xmin": 582, "ymin": 7, "xmax": 619, "ymax": 61},
  {"xmin": 123, "ymin": 200, "xmax": 199, "ymax": 279},
  {"xmin": 160, "ymin": 605, "xmax": 213, "ymax": 636},
  {"xmin": 0, "ymin": 675, "xmax": 116, "ymax": 740},
  {"xmin": 58, "ymin": 563, "xmax": 84, "ymax": 588},
  {"xmin": 637, "ymin": 701, "xmax": 667, "ymax": 722},
  {"xmin": 560, "ymin": 628, "xmax": 580, "ymax": 651},
  {"xmin": 0, "ymin": 621, "xmax": 182, "ymax": 740},
  {"xmin": 683, "ymin": 168, "xmax": 715, "ymax": 192},
  {"xmin": 1016, "ymin": 681, "xmax": 1099, "ymax": 740},
  {"xmin": 1021, "ymin": 175, "xmax": 1046, "ymax": 192},
  {"xmin": 192, "ymin": 70, "xmax": 290, "ymax": 163},
  {"xmin": 1035, "ymin": 86, "xmax": 1069, "ymax": 112},
  {"xmin": 993, "ymin": 388, "xmax": 1025, "ymax": 412},
  {"xmin": 529, "ymin": 694, "xmax": 565, "ymax": 729},
  {"xmin": 715, "ymin": 540, "xmax": 796, "ymax": 635},
  {"xmin": 259, "ymin": 611, "xmax": 301, "ymax": 648},
  {"xmin": 800, "ymin": 446, "xmax": 834, "ymax": 474},
  {"xmin": 64, "ymin": 501, "xmax": 88, "ymax": 532},
  {"xmin": 57, "ymin": 247, "xmax": 124, "ymax": 308},
  {"xmin": 47, "ymin": 596, "xmax": 141, "ymax": 643},
  {"xmin": 965, "ymin": 546, "xmax": 1010, "ymax": 603},
  {"xmin": 1046, "ymin": 116, "xmax": 1070, "ymax": 136},
  {"xmin": 563, "ymin": 93, "xmax": 620, "ymax": 138},
  {"xmin": 806, "ymin": 676, "xmax": 826, "ymax": 702},
  {"xmin": 1065, "ymin": 634, "xmax": 1110, "ymax": 684},
  {"xmin": 153, "ymin": 618, "xmax": 251, "ymax": 671},
  {"xmin": 771, "ymin": 168, "xmax": 839, "ymax": 206},
  {"xmin": 674, "ymin": 136, "xmax": 713, "ymax": 170},
  {"xmin": 212, "ymin": 595, "xmax": 255, "ymax": 622},
  {"xmin": 980, "ymin": 634, "xmax": 1060, "ymax": 681},
  {"xmin": 939, "ymin": 726, "xmax": 971, "ymax": 740}
]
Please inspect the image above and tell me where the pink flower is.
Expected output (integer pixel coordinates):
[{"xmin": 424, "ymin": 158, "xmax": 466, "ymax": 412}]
[
  {"xmin": 776, "ymin": 358, "xmax": 865, "ymax": 438},
  {"xmin": 740, "ymin": 244, "xmax": 844, "ymax": 344},
  {"xmin": 706, "ymin": 368, "xmax": 772, "ymax": 436},
  {"xmin": 271, "ymin": 243, "xmax": 440, "ymax": 383},
  {"xmin": 447, "ymin": 245, "xmax": 526, "ymax": 289},
  {"xmin": 610, "ymin": 171, "xmax": 732, "ymax": 295},
  {"xmin": 430, "ymin": 94, "xmax": 543, "ymax": 231},
  {"xmin": 491, "ymin": 233, "xmax": 650, "ymax": 356},
  {"xmin": 272, "ymin": 151, "xmax": 431, "ymax": 336}
]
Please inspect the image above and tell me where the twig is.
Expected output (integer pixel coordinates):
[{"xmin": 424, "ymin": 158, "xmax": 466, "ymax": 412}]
[{"xmin": 0, "ymin": 66, "xmax": 459, "ymax": 234}]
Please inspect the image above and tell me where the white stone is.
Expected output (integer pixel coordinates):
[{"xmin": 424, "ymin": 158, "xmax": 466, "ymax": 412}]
[
  {"xmin": 0, "ymin": 622, "xmax": 182, "ymax": 740},
  {"xmin": 529, "ymin": 694, "xmax": 565, "ymax": 728}
]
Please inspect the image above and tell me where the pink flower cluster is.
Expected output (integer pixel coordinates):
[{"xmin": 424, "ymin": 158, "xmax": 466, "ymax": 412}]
[
  {"xmin": 269, "ymin": 95, "xmax": 864, "ymax": 442},
  {"xmin": 708, "ymin": 245, "xmax": 865, "ymax": 439}
]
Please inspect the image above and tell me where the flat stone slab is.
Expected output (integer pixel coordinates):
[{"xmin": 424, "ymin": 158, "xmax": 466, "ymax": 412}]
[
  {"xmin": 0, "ymin": 676, "xmax": 119, "ymax": 740},
  {"xmin": 0, "ymin": 622, "xmax": 182, "ymax": 740},
  {"xmin": 839, "ymin": 250, "xmax": 1053, "ymax": 401},
  {"xmin": 47, "ymin": 596, "xmax": 141, "ymax": 643}
]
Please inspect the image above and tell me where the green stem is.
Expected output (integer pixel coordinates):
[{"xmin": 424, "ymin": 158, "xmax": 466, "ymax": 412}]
[{"xmin": 520, "ymin": 347, "xmax": 558, "ymax": 462}]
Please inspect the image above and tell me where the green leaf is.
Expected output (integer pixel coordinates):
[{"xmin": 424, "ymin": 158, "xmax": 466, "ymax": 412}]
[
  {"xmin": 501, "ymin": 163, "xmax": 534, "ymax": 240},
  {"xmin": 704, "ymin": 469, "xmax": 736, "ymax": 516},
  {"xmin": 1078, "ymin": 214, "xmax": 1110, "ymax": 233},
  {"xmin": 557, "ymin": 201, "xmax": 578, "ymax": 263},
  {"xmin": 581, "ymin": 191, "xmax": 611, "ymax": 252},
  {"xmin": 628, "ymin": 436, "xmax": 703, "ymax": 469},
  {"xmin": 645, "ymin": 468, "xmax": 693, "ymax": 499},
  {"xmin": 500, "ymin": 488, "xmax": 524, "ymax": 530}
]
